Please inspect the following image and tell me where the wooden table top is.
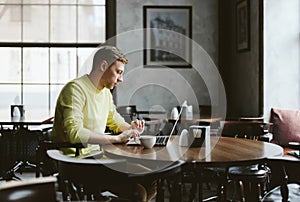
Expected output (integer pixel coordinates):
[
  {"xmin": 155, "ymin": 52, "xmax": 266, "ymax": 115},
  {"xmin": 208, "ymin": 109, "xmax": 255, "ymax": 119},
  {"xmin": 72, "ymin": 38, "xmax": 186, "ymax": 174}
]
[
  {"xmin": 103, "ymin": 136, "xmax": 284, "ymax": 166},
  {"xmin": 0, "ymin": 113, "xmax": 53, "ymax": 126},
  {"xmin": 167, "ymin": 117, "xmax": 222, "ymax": 124}
]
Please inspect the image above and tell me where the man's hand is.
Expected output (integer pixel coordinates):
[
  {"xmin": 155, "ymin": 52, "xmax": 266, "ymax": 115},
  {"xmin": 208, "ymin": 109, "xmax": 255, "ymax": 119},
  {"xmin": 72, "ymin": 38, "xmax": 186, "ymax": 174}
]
[
  {"xmin": 130, "ymin": 119, "xmax": 145, "ymax": 134},
  {"xmin": 116, "ymin": 129, "xmax": 140, "ymax": 143}
]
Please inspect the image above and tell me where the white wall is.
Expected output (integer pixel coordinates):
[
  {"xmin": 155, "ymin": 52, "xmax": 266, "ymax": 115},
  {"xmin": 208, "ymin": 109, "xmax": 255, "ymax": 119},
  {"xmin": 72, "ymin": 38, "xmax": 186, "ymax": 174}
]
[
  {"xmin": 264, "ymin": 0, "xmax": 300, "ymax": 119},
  {"xmin": 113, "ymin": 0, "xmax": 221, "ymax": 116}
]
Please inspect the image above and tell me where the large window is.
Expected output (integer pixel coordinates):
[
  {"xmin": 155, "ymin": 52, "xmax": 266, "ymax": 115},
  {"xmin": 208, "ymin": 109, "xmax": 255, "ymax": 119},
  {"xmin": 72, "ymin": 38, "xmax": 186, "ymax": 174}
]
[{"xmin": 0, "ymin": 0, "xmax": 106, "ymax": 119}]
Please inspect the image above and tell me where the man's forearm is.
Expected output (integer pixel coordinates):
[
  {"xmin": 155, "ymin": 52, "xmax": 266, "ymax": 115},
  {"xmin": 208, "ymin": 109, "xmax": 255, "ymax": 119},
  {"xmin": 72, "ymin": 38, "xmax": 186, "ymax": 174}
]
[{"xmin": 87, "ymin": 132, "xmax": 119, "ymax": 144}]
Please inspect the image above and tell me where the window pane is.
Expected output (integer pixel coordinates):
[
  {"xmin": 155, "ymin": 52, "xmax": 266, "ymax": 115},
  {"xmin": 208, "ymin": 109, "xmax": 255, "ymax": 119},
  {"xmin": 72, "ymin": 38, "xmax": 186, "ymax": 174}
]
[
  {"xmin": 78, "ymin": 0, "xmax": 105, "ymax": 5},
  {"xmin": 0, "ymin": 85, "xmax": 21, "ymax": 119},
  {"xmin": 50, "ymin": 84, "xmax": 63, "ymax": 115},
  {"xmin": 23, "ymin": 48, "xmax": 49, "ymax": 83},
  {"xmin": 0, "ymin": 1, "xmax": 106, "ymax": 117},
  {"xmin": 50, "ymin": 0, "xmax": 76, "ymax": 4},
  {"xmin": 23, "ymin": 0, "xmax": 49, "ymax": 4},
  {"xmin": 50, "ymin": 48, "xmax": 77, "ymax": 83},
  {"xmin": 78, "ymin": 48, "xmax": 95, "ymax": 76},
  {"xmin": 0, "ymin": 0, "xmax": 21, "ymax": 4},
  {"xmin": 23, "ymin": 85, "xmax": 49, "ymax": 117},
  {"xmin": 50, "ymin": 5, "xmax": 76, "ymax": 42},
  {"xmin": 23, "ymin": 5, "xmax": 49, "ymax": 42},
  {"xmin": 0, "ymin": 48, "xmax": 21, "ymax": 83},
  {"xmin": 78, "ymin": 5, "xmax": 105, "ymax": 43},
  {"xmin": 0, "ymin": 5, "xmax": 21, "ymax": 42}
]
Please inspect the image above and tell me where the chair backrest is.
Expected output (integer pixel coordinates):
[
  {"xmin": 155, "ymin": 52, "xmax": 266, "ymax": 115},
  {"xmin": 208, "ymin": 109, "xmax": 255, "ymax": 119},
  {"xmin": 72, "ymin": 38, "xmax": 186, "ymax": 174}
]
[
  {"xmin": 143, "ymin": 119, "xmax": 166, "ymax": 136},
  {"xmin": 220, "ymin": 121, "xmax": 265, "ymax": 139},
  {"xmin": 36, "ymin": 126, "xmax": 86, "ymax": 177},
  {"xmin": 239, "ymin": 116, "xmax": 264, "ymax": 122},
  {"xmin": 0, "ymin": 176, "xmax": 57, "ymax": 202},
  {"xmin": 116, "ymin": 105, "xmax": 138, "ymax": 122}
]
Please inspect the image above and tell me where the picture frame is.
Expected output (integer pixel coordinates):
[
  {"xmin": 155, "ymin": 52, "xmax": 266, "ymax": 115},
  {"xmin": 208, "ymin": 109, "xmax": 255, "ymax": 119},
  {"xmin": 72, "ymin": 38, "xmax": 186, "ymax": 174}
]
[
  {"xmin": 236, "ymin": 0, "xmax": 250, "ymax": 52},
  {"xmin": 143, "ymin": 6, "xmax": 192, "ymax": 68}
]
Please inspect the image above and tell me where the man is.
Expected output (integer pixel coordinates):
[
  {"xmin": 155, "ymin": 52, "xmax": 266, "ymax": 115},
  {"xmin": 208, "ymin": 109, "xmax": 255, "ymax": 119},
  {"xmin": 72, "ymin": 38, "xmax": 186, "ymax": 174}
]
[
  {"xmin": 52, "ymin": 45, "xmax": 156, "ymax": 201},
  {"xmin": 52, "ymin": 45, "xmax": 144, "ymax": 156}
]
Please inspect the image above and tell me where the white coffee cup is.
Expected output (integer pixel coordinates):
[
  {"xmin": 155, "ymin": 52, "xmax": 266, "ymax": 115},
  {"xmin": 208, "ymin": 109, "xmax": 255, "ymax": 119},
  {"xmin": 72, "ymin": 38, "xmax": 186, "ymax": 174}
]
[{"xmin": 139, "ymin": 136, "xmax": 156, "ymax": 149}]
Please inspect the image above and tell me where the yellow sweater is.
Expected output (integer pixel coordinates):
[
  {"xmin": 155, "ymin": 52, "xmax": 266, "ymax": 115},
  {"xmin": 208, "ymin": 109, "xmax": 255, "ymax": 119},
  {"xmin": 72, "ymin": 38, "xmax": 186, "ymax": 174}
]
[{"xmin": 52, "ymin": 74, "xmax": 130, "ymax": 156}]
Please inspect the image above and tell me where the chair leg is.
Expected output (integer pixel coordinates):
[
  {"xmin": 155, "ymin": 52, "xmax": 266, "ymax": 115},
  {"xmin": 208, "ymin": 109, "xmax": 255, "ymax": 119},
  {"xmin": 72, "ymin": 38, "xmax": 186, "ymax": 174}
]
[
  {"xmin": 238, "ymin": 180, "xmax": 246, "ymax": 202},
  {"xmin": 217, "ymin": 182, "xmax": 226, "ymax": 202},
  {"xmin": 239, "ymin": 180, "xmax": 266, "ymax": 202},
  {"xmin": 156, "ymin": 179, "xmax": 165, "ymax": 202},
  {"xmin": 169, "ymin": 178, "xmax": 182, "ymax": 202},
  {"xmin": 188, "ymin": 181, "xmax": 197, "ymax": 202},
  {"xmin": 257, "ymin": 183, "xmax": 263, "ymax": 201}
]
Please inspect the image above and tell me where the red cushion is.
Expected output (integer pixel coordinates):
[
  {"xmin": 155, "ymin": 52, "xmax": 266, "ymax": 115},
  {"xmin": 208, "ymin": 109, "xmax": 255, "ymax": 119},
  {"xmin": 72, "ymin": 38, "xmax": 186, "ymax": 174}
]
[{"xmin": 270, "ymin": 108, "xmax": 300, "ymax": 146}]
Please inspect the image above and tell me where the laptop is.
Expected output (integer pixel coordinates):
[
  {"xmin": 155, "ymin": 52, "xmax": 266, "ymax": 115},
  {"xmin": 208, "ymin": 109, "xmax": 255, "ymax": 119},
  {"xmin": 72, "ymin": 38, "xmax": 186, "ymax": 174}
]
[
  {"xmin": 152, "ymin": 115, "xmax": 180, "ymax": 146},
  {"xmin": 127, "ymin": 119, "xmax": 178, "ymax": 146},
  {"xmin": 127, "ymin": 102, "xmax": 186, "ymax": 146}
]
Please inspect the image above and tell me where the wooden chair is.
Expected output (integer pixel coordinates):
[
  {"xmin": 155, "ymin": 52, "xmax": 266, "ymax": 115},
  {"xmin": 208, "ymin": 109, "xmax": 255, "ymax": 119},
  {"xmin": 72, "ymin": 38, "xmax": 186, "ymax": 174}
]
[
  {"xmin": 195, "ymin": 121, "xmax": 272, "ymax": 202},
  {"xmin": 143, "ymin": 118, "xmax": 167, "ymax": 136},
  {"xmin": 0, "ymin": 176, "xmax": 57, "ymax": 202},
  {"xmin": 46, "ymin": 149, "xmax": 183, "ymax": 201},
  {"xmin": 221, "ymin": 121, "xmax": 272, "ymax": 201},
  {"xmin": 35, "ymin": 126, "xmax": 86, "ymax": 177},
  {"xmin": 116, "ymin": 105, "xmax": 166, "ymax": 122},
  {"xmin": 262, "ymin": 156, "xmax": 300, "ymax": 201},
  {"xmin": 116, "ymin": 105, "xmax": 140, "ymax": 123}
]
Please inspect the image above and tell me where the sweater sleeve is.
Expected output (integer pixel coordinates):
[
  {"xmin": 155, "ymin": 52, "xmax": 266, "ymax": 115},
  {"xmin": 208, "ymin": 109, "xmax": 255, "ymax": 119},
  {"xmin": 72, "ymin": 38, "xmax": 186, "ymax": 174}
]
[
  {"xmin": 56, "ymin": 82, "xmax": 92, "ymax": 144},
  {"xmin": 106, "ymin": 93, "xmax": 130, "ymax": 133}
]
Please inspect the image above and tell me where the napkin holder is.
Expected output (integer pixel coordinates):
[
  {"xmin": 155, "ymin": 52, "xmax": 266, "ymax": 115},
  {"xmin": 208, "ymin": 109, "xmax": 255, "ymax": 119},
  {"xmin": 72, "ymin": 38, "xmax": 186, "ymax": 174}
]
[
  {"xmin": 190, "ymin": 137, "xmax": 205, "ymax": 148},
  {"xmin": 189, "ymin": 125, "xmax": 210, "ymax": 148}
]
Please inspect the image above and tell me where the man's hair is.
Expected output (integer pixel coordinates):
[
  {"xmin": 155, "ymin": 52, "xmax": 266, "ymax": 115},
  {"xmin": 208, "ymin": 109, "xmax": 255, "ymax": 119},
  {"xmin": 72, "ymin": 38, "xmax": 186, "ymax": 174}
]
[{"xmin": 92, "ymin": 45, "xmax": 128, "ymax": 70}]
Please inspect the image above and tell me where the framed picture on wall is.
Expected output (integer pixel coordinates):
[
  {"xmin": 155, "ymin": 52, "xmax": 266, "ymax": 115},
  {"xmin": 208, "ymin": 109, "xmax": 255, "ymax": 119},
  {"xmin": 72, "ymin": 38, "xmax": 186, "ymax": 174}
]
[
  {"xmin": 236, "ymin": 0, "xmax": 250, "ymax": 52},
  {"xmin": 143, "ymin": 6, "xmax": 192, "ymax": 68}
]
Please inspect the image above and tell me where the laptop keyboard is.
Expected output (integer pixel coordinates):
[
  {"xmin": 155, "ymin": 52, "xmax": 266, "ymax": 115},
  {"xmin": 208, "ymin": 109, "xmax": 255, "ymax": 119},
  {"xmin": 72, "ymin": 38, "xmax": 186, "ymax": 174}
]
[
  {"xmin": 126, "ymin": 136, "xmax": 170, "ymax": 146},
  {"xmin": 155, "ymin": 136, "xmax": 169, "ymax": 146}
]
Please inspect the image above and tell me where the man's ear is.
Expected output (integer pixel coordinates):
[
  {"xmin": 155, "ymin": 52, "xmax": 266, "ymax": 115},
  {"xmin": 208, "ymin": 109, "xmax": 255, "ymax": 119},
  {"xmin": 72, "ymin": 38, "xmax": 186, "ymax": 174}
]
[{"xmin": 98, "ymin": 60, "xmax": 108, "ymax": 72}]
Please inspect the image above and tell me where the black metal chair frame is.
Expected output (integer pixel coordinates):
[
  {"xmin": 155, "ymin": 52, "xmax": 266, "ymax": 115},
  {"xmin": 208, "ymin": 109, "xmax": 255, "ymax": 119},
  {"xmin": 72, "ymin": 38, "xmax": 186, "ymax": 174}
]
[{"xmin": 0, "ymin": 124, "xmax": 52, "ymax": 181}]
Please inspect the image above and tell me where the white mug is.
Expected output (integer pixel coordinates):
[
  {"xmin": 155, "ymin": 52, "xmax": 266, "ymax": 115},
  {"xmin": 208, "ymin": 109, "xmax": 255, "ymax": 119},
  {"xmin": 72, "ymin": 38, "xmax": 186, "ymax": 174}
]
[{"xmin": 138, "ymin": 136, "xmax": 156, "ymax": 149}]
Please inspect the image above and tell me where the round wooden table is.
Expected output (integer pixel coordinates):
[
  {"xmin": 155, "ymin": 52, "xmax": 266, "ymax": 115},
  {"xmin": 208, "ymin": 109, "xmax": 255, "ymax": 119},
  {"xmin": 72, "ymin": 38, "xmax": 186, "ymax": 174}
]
[
  {"xmin": 103, "ymin": 136, "xmax": 283, "ymax": 166},
  {"xmin": 103, "ymin": 137, "xmax": 283, "ymax": 201}
]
